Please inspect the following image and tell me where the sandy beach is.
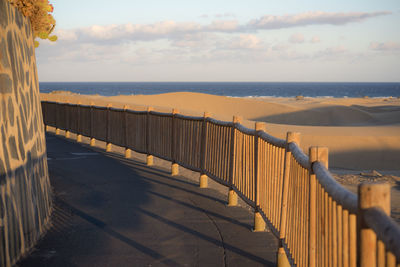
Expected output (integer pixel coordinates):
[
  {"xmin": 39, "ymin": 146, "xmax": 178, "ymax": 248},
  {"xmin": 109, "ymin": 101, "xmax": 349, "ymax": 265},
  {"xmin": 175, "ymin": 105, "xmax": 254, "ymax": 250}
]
[{"xmin": 41, "ymin": 91, "xmax": 400, "ymax": 171}]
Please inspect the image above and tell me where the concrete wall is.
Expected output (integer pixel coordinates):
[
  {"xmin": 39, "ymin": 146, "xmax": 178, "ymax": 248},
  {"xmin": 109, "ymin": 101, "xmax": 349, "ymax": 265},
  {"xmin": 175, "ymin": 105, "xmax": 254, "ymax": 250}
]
[{"xmin": 0, "ymin": 0, "xmax": 52, "ymax": 266}]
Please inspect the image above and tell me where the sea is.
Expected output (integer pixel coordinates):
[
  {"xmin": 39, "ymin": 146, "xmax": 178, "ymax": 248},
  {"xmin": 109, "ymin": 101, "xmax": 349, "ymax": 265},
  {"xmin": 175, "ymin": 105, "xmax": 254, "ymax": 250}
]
[{"xmin": 39, "ymin": 82, "xmax": 400, "ymax": 98}]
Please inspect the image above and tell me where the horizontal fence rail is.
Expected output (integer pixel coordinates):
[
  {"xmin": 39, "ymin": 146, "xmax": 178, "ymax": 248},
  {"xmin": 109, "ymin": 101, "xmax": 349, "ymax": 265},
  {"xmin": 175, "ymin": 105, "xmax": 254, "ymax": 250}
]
[{"xmin": 41, "ymin": 101, "xmax": 400, "ymax": 267}]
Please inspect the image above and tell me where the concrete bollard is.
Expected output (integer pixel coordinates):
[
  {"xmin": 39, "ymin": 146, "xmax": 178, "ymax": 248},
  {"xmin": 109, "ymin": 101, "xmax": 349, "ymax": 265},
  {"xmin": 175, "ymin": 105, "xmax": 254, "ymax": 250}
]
[
  {"xmin": 146, "ymin": 155, "xmax": 153, "ymax": 166},
  {"xmin": 253, "ymin": 212, "xmax": 266, "ymax": 232},
  {"xmin": 277, "ymin": 247, "xmax": 290, "ymax": 267},
  {"xmin": 106, "ymin": 143, "xmax": 112, "ymax": 152},
  {"xmin": 199, "ymin": 174, "xmax": 208, "ymax": 188},
  {"xmin": 228, "ymin": 189, "xmax": 238, "ymax": 206},
  {"xmin": 171, "ymin": 163, "xmax": 179, "ymax": 176},
  {"xmin": 65, "ymin": 130, "xmax": 70, "ymax": 138},
  {"xmin": 76, "ymin": 134, "xmax": 82, "ymax": 142},
  {"xmin": 90, "ymin": 138, "xmax": 96, "ymax": 147},
  {"xmin": 125, "ymin": 148, "xmax": 131, "ymax": 158}
]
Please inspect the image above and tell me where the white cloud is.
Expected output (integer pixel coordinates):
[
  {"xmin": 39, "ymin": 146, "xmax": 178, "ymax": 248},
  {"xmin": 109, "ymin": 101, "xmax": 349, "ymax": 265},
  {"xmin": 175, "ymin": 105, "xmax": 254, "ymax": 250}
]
[
  {"xmin": 207, "ymin": 20, "xmax": 239, "ymax": 32},
  {"xmin": 369, "ymin": 42, "xmax": 400, "ymax": 51},
  {"xmin": 57, "ymin": 29, "xmax": 78, "ymax": 41},
  {"xmin": 215, "ymin": 13, "xmax": 236, "ymax": 18},
  {"xmin": 314, "ymin": 45, "xmax": 347, "ymax": 58},
  {"xmin": 310, "ymin": 36, "xmax": 320, "ymax": 43},
  {"xmin": 247, "ymin": 11, "xmax": 391, "ymax": 30},
  {"xmin": 272, "ymin": 44, "xmax": 289, "ymax": 51},
  {"xmin": 289, "ymin": 33, "xmax": 305, "ymax": 44},
  {"xmin": 228, "ymin": 34, "xmax": 263, "ymax": 50},
  {"xmin": 36, "ymin": 10, "xmax": 398, "ymax": 81},
  {"xmin": 53, "ymin": 10, "xmax": 390, "ymax": 45}
]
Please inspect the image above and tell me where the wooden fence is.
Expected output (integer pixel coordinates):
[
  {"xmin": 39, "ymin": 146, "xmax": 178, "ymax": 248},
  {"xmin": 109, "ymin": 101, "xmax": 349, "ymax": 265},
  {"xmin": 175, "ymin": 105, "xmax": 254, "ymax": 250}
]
[{"xmin": 41, "ymin": 101, "xmax": 400, "ymax": 267}]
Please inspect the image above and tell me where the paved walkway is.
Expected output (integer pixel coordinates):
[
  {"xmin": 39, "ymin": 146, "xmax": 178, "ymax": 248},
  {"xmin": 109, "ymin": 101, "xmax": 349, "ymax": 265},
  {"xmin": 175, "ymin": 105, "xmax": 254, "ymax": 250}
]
[{"xmin": 18, "ymin": 133, "xmax": 278, "ymax": 266}]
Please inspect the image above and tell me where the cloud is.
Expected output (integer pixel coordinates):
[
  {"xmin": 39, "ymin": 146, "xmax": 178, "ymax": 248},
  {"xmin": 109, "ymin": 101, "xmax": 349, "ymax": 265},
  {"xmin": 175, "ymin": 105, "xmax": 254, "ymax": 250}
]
[
  {"xmin": 215, "ymin": 13, "xmax": 236, "ymax": 18},
  {"xmin": 55, "ymin": 10, "xmax": 391, "ymax": 45},
  {"xmin": 314, "ymin": 45, "xmax": 347, "ymax": 58},
  {"xmin": 37, "ymin": 10, "xmax": 393, "ymax": 71},
  {"xmin": 247, "ymin": 11, "xmax": 391, "ymax": 30},
  {"xmin": 369, "ymin": 42, "xmax": 400, "ymax": 51},
  {"xmin": 227, "ymin": 34, "xmax": 263, "ymax": 50},
  {"xmin": 207, "ymin": 20, "xmax": 239, "ymax": 32},
  {"xmin": 289, "ymin": 33, "xmax": 304, "ymax": 44},
  {"xmin": 272, "ymin": 44, "xmax": 289, "ymax": 51},
  {"xmin": 310, "ymin": 36, "xmax": 320, "ymax": 43}
]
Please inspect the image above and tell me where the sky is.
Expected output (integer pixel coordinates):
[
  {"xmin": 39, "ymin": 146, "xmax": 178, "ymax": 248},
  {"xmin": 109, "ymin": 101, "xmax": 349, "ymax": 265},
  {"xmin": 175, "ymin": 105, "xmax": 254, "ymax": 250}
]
[{"xmin": 36, "ymin": 0, "xmax": 400, "ymax": 82}]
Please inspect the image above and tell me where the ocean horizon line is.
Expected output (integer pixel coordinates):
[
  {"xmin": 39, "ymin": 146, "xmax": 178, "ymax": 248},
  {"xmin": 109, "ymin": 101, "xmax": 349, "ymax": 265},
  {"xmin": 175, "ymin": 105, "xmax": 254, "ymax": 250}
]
[
  {"xmin": 39, "ymin": 81, "xmax": 400, "ymax": 98},
  {"xmin": 39, "ymin": 81, "xmax": 400, "ymax": 83}
]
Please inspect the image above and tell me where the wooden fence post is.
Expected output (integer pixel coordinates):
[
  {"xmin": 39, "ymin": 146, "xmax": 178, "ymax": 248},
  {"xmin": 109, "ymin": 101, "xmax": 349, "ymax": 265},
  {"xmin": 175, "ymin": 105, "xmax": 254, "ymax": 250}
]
[
  {"xmin": 55, "ymin": 99, "xmax": 60, "ymax": 135},
  {"xmin": 171, "ymin": 108, "xmax": 179, "ymax": 176},
  {"xmin": 90, "ymin": 102, "xmax": 96, "ymax": 146},
  {"xmin": 123, "ymin": 105, "xmax": 131, "ymax": 158},
  {"xmin": 42, "ymin": 101, "xmax": 49, "ymax": 132},
  {"xmin": 65, "ymin": 102, "xmax": 70, "ymax": 138},
  {"xmin": 358, "ymin": 183, "xmax": 391, "ymax": 267},
  {"xmin": 76, "ymin": 102, "xmax": 82, "ymax": 142},
  {"xmin": 105, "ymin": 104, "xmax": 112, "ymax": 151},
  {"xmin": 199, "ymin": 112, "xmax": 211, "ymax": 188},
  {"xmin": 277, "ymin": 132, "xmax": 300, "ymax": 267},
  {"xmin": 228, "ymin": 116, "xmax": 241, "ymax": 206},
  {"xmin": 146, "ymin": 107, "xmax": 154, "ymax": 166},
  {"xmin": 254, "ymin": 122, "xmax": 266, "ymax": 232},
  {"xmin": 309, "ymin": 146, "xmax": 329, "ymax": 267}
]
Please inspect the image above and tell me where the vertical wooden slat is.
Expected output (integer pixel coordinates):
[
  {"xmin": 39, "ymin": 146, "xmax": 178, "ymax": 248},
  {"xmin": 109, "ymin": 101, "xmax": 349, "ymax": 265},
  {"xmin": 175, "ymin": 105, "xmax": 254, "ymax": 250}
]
[
  {"xmin": 343, "ymin": 209, "xmax": 349, "ymax": 267},
  {"xmin": 337, "ymin": 204, "xmax": 343, "ymax": 267},
  {"xmin": 333, "ymin": 201, "xmax": 338, "ymax": 267},
  {"xmin": 349, "ymin": 213, "xmax": 357, "ymax": 267}
]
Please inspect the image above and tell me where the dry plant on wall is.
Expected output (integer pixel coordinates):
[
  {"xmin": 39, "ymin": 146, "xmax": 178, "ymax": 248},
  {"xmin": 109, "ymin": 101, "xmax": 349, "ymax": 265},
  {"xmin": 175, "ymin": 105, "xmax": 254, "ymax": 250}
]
[{"xmin": 8, "ymin": 0, "xmax": 57, "ymax": 47}]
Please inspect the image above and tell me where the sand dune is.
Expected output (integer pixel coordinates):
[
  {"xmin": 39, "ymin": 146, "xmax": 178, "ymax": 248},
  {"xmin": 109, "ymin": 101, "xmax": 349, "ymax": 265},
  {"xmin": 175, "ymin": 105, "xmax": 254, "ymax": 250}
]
[{"xmin": 41, "ymin": 92, "xmax": 400, "ymax": 170}]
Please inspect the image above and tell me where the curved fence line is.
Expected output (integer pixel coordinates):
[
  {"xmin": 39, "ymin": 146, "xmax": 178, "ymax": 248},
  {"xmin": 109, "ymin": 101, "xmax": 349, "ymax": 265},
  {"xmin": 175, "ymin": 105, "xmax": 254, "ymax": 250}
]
[{"xmin": 41, "ymin": 101, "xmax": 400, "ymax": 267}]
